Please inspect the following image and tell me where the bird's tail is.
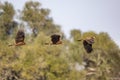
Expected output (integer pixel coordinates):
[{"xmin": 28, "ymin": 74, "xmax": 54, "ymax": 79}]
[
  {"xmin": 8, "ymin": 44, "xmax": 14, "ymax": 46},
  {"xmin": 77, "ymin": 39, "xmax": 83, "ymax": 41},
  {"xmin": 45, "ymin": 43, "xmax": 51, "ymax": 45},
  {"xmin": 8, "ymin": 42, "xmax": 26, "ymax": 47},
  {"xmin": 56, "ymin": 41, "xmax": 62, "ymax": 44}
]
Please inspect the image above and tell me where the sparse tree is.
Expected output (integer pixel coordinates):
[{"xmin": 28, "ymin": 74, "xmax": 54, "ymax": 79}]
[{"xmin": 0, "ymin": 2, "xmax": 17, "ymax": 39}]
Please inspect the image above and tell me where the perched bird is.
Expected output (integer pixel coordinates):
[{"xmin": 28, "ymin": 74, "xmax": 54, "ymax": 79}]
[
  {"xmin": 78, "ymin": 37, "xmax": 95, "ymax": 53},
  {"xmin": 15, "ymin": 29, "xmax": 25, "ymax": 46},
  {"xmin": 45, "ymin": 34, "xmax": 62, "ymax": 45},
  {"xmin": 9, "ymin": 29, "xmax": 25, "ymax": 46},
  {"xmin": 51, "ymin": 34, "xmax": 62, "ymax": 45}
]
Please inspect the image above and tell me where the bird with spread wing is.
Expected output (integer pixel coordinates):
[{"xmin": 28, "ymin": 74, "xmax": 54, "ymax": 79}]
[{"xmin": 78, "ymin": 37, "xmax": 95, "ymax": 53}]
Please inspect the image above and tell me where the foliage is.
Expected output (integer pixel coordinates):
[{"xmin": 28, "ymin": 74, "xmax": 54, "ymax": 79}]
[
  {"xmin": 21, "ymin": 1, "xmax": 61, "ymax": 37},
  {"xmin": 0, "ymin": 1, "xmax": 17, "ymax": 40},
  {"xmin": 0, "ymin": 1, "xmax": 120, "ymax": 80}
]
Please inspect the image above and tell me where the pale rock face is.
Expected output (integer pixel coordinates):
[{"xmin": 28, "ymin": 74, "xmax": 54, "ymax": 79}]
[{"xmin": 75, "ymin": 62, "xmax": 85, "ymax": 71}]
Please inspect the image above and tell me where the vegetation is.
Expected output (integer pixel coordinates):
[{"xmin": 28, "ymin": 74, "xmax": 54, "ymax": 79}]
[{"xmin": 0, "ymin": 1, "xmax": 120, "ymax": 80}]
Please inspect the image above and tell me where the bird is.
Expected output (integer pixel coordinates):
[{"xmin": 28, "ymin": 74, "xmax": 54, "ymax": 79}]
[
  {"xmin": 45, "ymin": 34, "xmax": 62, "ymax": 45},
  {"xmin": 51, "ymin": 34, "xmax": 62, "ymax": 44},
  {"xmin": 78, "ymin": 37, "xmax": 95, "ymax": 53},
  {"xmin": 9, "ymin": 29, "xmax": 26, "ymax": 46}
]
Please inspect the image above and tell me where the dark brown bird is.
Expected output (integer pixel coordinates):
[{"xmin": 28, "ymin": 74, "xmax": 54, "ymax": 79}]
[
  {"xmin": 45, "ymin": 34, "xmax": 62, "ymax": 45},
  {"xmin": 51, "ymin": 34, "xmax": 62, "ymax": 45},
  {"xmin": 9, "ymin": 29, "xmax": 25, "ymax": 46},
  {"xmin": 78, "ymin": 37, "xmax": 95, "ymax": 53},
  {"xmin": 83, "ymin": 37, "xmax": 95, "ymax": 53},
  {"xmin": 15, "ymin": 29, "xmax": 25, "ymax": 46}
]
